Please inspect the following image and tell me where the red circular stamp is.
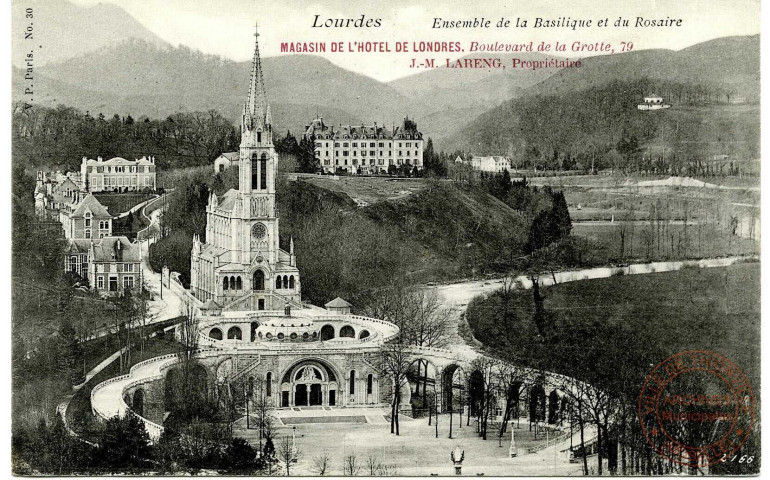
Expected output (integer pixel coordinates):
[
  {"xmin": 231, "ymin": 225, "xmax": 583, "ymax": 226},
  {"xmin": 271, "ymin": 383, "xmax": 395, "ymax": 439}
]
[{"xmin": 638, "ymin": 350, "xmax": 755, "ymax": 468}]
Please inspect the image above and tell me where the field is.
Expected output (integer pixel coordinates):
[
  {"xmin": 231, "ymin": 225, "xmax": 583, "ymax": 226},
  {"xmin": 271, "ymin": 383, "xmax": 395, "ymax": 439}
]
[
  {"xmin": 572, "ymin": 221, "xmax": 758, "ymax": 263},
  {"xmin": 300, "ymin": 174, "xmax": 431, "ymax": 205}
]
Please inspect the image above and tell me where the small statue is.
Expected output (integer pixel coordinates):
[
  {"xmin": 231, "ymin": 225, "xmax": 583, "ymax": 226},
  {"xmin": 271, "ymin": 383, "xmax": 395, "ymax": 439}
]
[{"xmin": 451, "ymin": 445, "xmax": 465, "ymax": 475}]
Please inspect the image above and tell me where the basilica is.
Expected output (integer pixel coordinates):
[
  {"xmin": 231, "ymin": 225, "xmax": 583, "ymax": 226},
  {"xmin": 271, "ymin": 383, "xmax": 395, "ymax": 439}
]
[{"xmin": 190, "ymin": 30, "xmax": 300, "ymax": 311}]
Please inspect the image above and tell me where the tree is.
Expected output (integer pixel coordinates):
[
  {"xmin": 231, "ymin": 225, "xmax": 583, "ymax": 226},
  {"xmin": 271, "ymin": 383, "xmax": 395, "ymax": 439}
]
[
  {"xmin": 224, "ymin": 437, "xmax": 258, "ymax": 472},
  {"xmin": 423, "ymin": 137, "xmax": 447, "ymax": 177},
  {"xmin": 468, "ymin": 357, "xmax": 499, "ymax": 440},
  {"xmin": 95, "ymin": 412, "xmax": 153, "ymax": 473},
  {"xmin": 379, "ymin": 343, "xmax": 411, "ymax": 435},
  {"xmin": 277, "ymin": 434, "xmax": 300, "ymax": 475},
  {"xmin": 495, "ymin": 362, "xmax": 531, "ymax": 437},
  {"xmin": 313, "ymin": 451, "xmax": 331, "ymax": 476},
  {"xmin": 342, "ymin": 453, "xmax": 360, "ymax": 476}
]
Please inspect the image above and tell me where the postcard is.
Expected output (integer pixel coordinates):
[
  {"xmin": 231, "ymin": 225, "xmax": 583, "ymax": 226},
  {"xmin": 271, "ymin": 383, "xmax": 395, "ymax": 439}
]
[{"xmin": 10, "ymin": 0, "xmax": 761, "ymax": 476}]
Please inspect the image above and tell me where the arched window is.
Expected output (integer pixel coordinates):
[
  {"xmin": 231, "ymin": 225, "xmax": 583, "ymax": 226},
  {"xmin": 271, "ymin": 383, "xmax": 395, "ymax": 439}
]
[
  {"xmin": 349, "ymin": 370, "xmax": 356, "ymax": 395},
  {"xmin": 229, "ymin": 276, "xmax": 236, "ymax": 290},
  {"xmin": 283, "ymin": 275, "xmax": 288, "ymax": 288},
  {"xmin": 251, "ymin": 153, "xmax": 258, "ymax": 190},
  {"xmin": 340, "ymin": 325, "xmax": 355, "ymax": 338},
  {"xmin": 359, "ymin": 330, "xmax": 370, "ymax": 339},
  {"xmin": 289, "ymin": 276, "xmax": 295, "ymax": 289},
  {"xmin": 236, "ymin": 276, "xmax": 242, "ymax": 290},
  {"xmin": 209, "ymin": 328, "xmax": 223, "ymax": 340},
  {"xmin": 276, "ymin": 276, "xmax": 282, "ymax": 289},
  {"xmin": 253, "ymin": 270, "xmax": 265, "ymax": 290},
  {"xmin": 266, "ymin": 372, "xmax": 272, "ymax": 397},
  {"xmin": 250, "ymin": 322, "xmax": 259, "ymax": 342},
  {"xmin": 227, "ymin": 326, "xmax": 242, "ymax": 340},
  {"xmin": 223, "ymin": 277, "xmax": 228, "ymax": 290},
  {"xmin": 260, "ymin": 153, "xmax": 267, "ymax": 190},
  {"xmin": 320, "ymin": 324, "xmax": 335, "ymax": 341},
  {"xmin": 367, "ymin": 374, "xmax": 373, "ymax": 395},
  {"xmin": 257, "ymin": 131, "xmax": 262, "ymax": 144}
]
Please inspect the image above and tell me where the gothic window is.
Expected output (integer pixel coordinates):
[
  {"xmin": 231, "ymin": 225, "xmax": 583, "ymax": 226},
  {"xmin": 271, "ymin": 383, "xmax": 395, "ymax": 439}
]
[
  {"xmin": 236, "ymin": 276, "xmax": 242, "ymax": 290},
  {"xmin": 257, "ymin": 131, "xmax": 262, "ymax": 143},
  {"xmin": 283, "ymin": 275, "xmax": 288, "ymax": 288},
  {"xmin": 223, "ymin": 277, "xmax": 229, "ymax": 290},
  {"xmin": 251, "ymin": 153, "xmax": 258, "ymax": 190},
  {"xmin": 260, "ymin": 154, "xmax": 267, "ymax": 190},
  {"xmin": 289, "ymin": 276, "xmax": 295, "ymax": 289},
  {"xmin": 276, "ymin": 276, "xmax": 282, "ymax": 289},
  {"xmin": 253, "ymin": 270, "xmax": 265, "ymax": 290},
  {"xmin": 229, "ymin": 276, "xmax": 236, "ymax": 290},
  {"xmin": 252, "ymin": 223, "xmax": 267, "ymax": 240},
  {"xmin": 349, "ymin": 370, "xmax": 356, "ymax": 395}
]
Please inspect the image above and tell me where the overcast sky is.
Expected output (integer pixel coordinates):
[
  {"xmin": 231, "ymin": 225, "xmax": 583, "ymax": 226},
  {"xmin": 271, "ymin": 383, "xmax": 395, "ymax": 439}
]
[{"xmin": 70, "ymin": 0, "xmax": 759, "ymax": 82}]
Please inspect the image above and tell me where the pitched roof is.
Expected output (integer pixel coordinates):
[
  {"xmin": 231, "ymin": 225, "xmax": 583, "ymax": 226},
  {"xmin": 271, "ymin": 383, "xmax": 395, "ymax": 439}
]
[
  {"xmin": 66, "ymin": 239, "xmax": 93, "ymax": 254},
  {"xmin": 325, "ymin": 297, "xmax": 352, "ymax": 308},
  {"xmin": 91, "ymin": 236, "xmax": 141, "ymax": 263},
  {"xmin": 216, "ymin": 189, "xmax": 240, "ymax": 212},
  {"xmin": 200, "ymin": 299, "xmax": 222, "ymax": 310},
  {"xmin": 84, "ymin": 156, "xmax": 154, "ymax": 166},
  {"xmin": 71, "ymin": 194, "xmax": 111, "ymax": 218},
  {"xmin": 219, "ymin": 152, "xmax": 239, "ymax": 161}
]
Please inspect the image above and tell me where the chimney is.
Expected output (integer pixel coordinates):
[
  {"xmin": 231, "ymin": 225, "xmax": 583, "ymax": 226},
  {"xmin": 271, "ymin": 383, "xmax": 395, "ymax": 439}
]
[{"xmin": 97, "ymin": 156, "xmax": 103, "ymax": 162}]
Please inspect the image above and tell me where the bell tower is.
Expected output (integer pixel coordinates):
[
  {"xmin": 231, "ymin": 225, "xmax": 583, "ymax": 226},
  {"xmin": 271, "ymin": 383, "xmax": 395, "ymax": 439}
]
[{"xmin": 239, "ymin": 24, "xmax": 279, "ymax": 267}]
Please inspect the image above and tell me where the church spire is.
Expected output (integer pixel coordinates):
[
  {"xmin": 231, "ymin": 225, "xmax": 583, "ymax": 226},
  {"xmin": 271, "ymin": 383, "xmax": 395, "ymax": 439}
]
[{"xmin": 244, "ymin": 23, "xmax": 269, "ymax": 132}]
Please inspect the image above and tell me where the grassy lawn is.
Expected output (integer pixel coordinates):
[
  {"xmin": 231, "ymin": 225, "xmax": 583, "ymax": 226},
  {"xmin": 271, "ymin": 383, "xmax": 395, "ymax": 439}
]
[
  {"xmin": 542, "ymin": 262, "xmax": 760, "ymax": 384},
  {"xmin": 302, "ymin": 175, "xmax": 430, "ymax": 205}
]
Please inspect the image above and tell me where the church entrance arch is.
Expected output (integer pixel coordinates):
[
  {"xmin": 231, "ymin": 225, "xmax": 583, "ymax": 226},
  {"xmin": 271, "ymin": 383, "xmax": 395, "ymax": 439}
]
[
  {"xmin": 253, "ymin": 270, "xmax": 265, "ymax": 291},
  {"xmin": 280, "ymin": 358, "xmax": 339, "ymax": 408}
]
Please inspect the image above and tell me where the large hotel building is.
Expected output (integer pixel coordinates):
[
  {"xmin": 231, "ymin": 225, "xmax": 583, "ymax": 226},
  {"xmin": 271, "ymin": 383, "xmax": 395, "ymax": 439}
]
[{"xmin": 302, "ymin": 117, "xmax": 424, "ymax": 174}]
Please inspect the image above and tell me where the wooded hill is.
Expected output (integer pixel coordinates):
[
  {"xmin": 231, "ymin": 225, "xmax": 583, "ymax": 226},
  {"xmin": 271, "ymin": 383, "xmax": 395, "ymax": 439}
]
[{"xmin": 445, "ymin": 78, "xmax": 760, "ymax": 170}]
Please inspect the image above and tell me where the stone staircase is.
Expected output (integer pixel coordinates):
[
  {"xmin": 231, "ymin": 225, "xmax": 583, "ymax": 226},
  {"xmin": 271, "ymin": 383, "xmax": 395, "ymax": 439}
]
[{"xmin": 231, "ymin": 354, "xmax": 262, "ymax": 383}]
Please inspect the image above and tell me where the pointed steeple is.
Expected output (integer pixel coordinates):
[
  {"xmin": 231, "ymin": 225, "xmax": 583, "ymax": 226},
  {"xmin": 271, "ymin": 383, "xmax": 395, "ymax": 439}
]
[{"xmin": 244, "ymin": 23, "xmax": 269, "ymax": 132}]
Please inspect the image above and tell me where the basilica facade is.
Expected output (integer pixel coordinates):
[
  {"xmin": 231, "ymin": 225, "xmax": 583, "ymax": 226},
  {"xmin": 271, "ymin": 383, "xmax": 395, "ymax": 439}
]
[{"xmin": 190, "ymin": 31, "xmax": 300, "ymax": 311}]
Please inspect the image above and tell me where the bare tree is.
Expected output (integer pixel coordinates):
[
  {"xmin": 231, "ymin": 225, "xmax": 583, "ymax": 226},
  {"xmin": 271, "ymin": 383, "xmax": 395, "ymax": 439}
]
[
  {"xmin": 366, "ymin": 453, "xmax": 380, "ymax": 475},
  {"xmin": 495, "ymin": 362, "xmax": 531, "ymax": 437},
  {"xmin": 342, "ymin": 453, "xmax": 360, "ymax": 476},
  {"xmin": 469, "ymin": 357, "xmax": 499, "ymax": 440},
  {"xmin": 378, "ymin": 343, "xmax": 412, "ymax": 435},
  {"xmin": 313, "ymin": 451, "xmax": 331, "ymax": 476},
  {"xmin": 277, "ymin": 435, "xmax": 300, "ymax": 476}
]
